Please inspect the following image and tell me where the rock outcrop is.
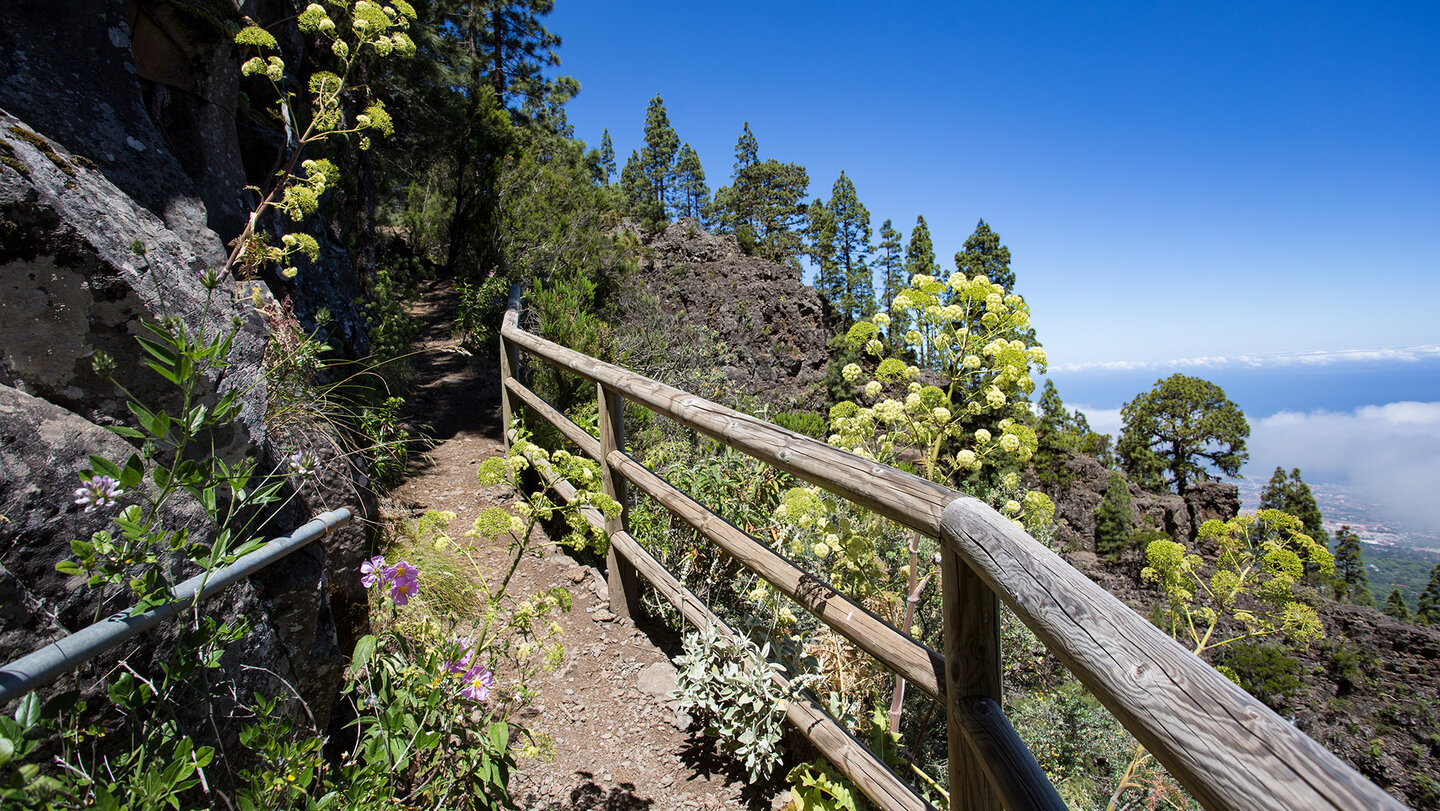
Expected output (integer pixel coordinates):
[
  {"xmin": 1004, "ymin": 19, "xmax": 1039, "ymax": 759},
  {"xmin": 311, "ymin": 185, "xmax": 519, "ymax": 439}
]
[
  {"xmin": 629, "ymin": 218, "xmax": 839, "ymax": 411},
  {"xmin": 1040, "ymin": 451, "xmax": 1240, "ymax": 552},
  {"xmin": 0, "ymin": 3, "xmax": 372, "ymax": 734}
]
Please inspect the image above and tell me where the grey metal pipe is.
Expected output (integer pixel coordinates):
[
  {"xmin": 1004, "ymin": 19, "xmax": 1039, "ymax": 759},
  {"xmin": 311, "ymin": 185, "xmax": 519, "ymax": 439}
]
[{"xmin": 0, "ymin": 507, "xmax": 354, "ymax": 706}]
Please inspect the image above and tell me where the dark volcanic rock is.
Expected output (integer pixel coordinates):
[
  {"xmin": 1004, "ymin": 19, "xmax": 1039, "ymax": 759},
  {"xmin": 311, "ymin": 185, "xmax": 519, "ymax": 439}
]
[
  {"xmin": 630, "ymin": 219, "xmax": 839, "ymax": 410},
  {"xmin": 1039, "ymin": 452, "xmax": 1240, "ymax": 552}
]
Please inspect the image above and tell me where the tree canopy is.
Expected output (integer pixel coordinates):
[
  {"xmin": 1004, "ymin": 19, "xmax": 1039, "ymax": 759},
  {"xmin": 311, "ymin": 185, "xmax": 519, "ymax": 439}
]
[{"xmin": 1117, "ymin": 374, "xmax": 1249, "ymax": 494}]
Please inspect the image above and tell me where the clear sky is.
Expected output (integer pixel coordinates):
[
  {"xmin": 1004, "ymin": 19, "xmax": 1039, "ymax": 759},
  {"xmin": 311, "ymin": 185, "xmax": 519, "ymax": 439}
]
[
  {"xmin": 544, "ymin": 1, "xmax": 1440, "ymax": 535},
  {"xmin": 548, "ymin": 0, "xmax": 1439, "ymax": 369}
]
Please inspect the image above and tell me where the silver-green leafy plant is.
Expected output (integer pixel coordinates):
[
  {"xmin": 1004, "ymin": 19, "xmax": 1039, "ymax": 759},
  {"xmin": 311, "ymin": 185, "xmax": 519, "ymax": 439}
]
[{"xmin": 671, "ymin": 622, "xmax": 820, "ymax": 781}]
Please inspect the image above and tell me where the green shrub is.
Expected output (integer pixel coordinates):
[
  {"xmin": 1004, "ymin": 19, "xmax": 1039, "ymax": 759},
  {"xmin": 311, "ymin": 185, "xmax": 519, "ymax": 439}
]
[
  {"xmin": 1216, "ymin": 642, "xmax": 1302, "ymax": 712},
  {"xmin": 774, "ymin": 410, "xmax": 827, "ymax": 439}
]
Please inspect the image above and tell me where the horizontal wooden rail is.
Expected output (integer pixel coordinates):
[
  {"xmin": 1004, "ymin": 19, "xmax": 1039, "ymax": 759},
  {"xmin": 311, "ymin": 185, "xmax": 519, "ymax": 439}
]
[
  {"xmin": 501, "ymin": 312, "xmax": 955, "ymax": 540},
  {"xmin": 939, "ymin": 499, "xmax": 1402, "ymax": 811},
  {"xmin": 515, "ymin": 436, "xmax": 932, "ymax": 811},
  {"xmin": 500, "ymin": 286, "xmax": 1403, "ymax": 811}
]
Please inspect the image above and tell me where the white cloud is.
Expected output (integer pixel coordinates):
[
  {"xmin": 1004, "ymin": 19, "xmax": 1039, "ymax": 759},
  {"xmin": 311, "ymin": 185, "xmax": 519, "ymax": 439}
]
[
  {"xmin": 1247, "ymin": 402, "xmax": 1440, "ymax": 534},
  {"xmin": 1069, "ymin": 402, "xmax": 1440, "ymax": 535},
  {"xmin": 1052, "ymin": 344, "xmax": 1440, "ymax": 374}
]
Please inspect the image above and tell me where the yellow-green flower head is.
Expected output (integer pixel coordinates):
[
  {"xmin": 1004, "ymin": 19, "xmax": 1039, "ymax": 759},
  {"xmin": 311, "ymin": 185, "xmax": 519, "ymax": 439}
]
[
  {"xmin": 265, "ymin": 56, "xmax": 285, "ymax": 81},
  {"xmin": 986, "ymin": 388, "xmax": 1007, "ymax": 409},
  {"xmin": 298, "ymin": 3, "xmax": 328, "ymax": 31},
  {"xmin": 873, "ymin": 312, "xmax": 891, "ymax": 327},
  {"xmin": 974, "ymin": 428, "xmax": 992, "ymax": 444},
  {"xmin": 1001, "ymin": 472, "xmax": 1020, "ymax": 490},
  {"xmin": 332, "ymin": 39, "xmax": 350, "ymax": 58},
  {"xmin": 1003, "ymin": 500, "xmax": 1022, "ymax": 515},
  {"xmin": 864, "ymin": 380, "xmax": 882, "ymax": 398},
  {"xmin": 947, "ymin": 272, "xmax": 966, "ymax": 291},
  {"xmin": 999, "ymin": 433, "xmax": 1021, "ymax": 453},
  {"xmin": 932, "ymin": 407, "xmax": 951, "ymax": 424},
  {"xmin": 910, "ymin": 273, "xmax": 935, "ymax": 287},
  {"xmin": 908, "ymin": 381, "xmax": 922, "ymax": 394},
  {"xmin": 891, "ymin": 294, "xmax": 912, "ymax": 311},
  {"xmin": 964, "ymin": 354, "xmax": 981, "ymax": 369},
  {"xmin": 904, "ymin": 329, "xmax": 922, "ymax": 345},
  {"xmin": 813, "ymin": 542, "xmax": 831, "ymax": 558},
  {"xmin": 864, "ymin": 338, "xmax": 883, "ymax": 355},
  {"xmin": 956, "ymin": 449, "xmax": 979, "ymax": 470},
  {"xmin": 842, "ymin": 362, "xmax": 861, "ymax": 382},
  {"xmin": 235, "ymin": 25, "xmax": 278, "ymax": 48}
]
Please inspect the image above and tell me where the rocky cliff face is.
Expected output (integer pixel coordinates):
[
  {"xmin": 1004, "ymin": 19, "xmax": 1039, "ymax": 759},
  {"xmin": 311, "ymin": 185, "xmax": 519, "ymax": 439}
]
[
  {"xmin": 1038, "ymin": 450, "xmax": 1240, "ymax": 551},
  {"xmin": 627, "ymin": 219, "xmax": 840, "ymax": 411},
  {"xmin": 0, "ymin": 1, "xmax": 371, "ymax": 731}
]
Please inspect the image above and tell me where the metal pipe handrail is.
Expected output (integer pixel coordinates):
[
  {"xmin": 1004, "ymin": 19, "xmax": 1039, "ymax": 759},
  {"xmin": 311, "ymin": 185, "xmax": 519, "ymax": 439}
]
[{"xmin": 0, "ymin": 507, "xmax": 354, "ymax": 705}]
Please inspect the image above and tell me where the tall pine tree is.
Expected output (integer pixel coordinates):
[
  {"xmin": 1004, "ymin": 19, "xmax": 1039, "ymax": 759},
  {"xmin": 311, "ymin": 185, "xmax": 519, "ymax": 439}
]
[
  {"xmin": 954, "ymin": 219, "xmax": 1014, "ymax": 292},
  {"xmin": 1095, "ymin": 471, "xmax": 1137, "ymax": 556},
  {"xmin": 711, "ymin": 123, "xmax": 809, "ymax": 265},
  {"xmin": 1332, "ymin": 526, "xmax": 1373, "ymax": 607},
  {"xmin": 876, "ymin": 218, "xmax": 905, "ymax": 317},
  {"xmin": 1260, "ymin": 467, "xmax": 1330, "ymax": 549},
  {"xmin": 828, "ymin": 171, "xmax": 875, "ymax": 322},
  {"xmin": 673, "ymin": 142, "xmax": 709, "ymax": 220},
  {"xmin": 598, "ymin": 128, "xmax": 615, "ymax": 184},
  {"xmin": 807, "ymin": 198, "xmax": 840, "ymax": 304},
  {"xmin": 637, "ymin": 95, "xmax": 680, "ymax": 224},
  {"xmin": 1418, "ymin": 564, "xmax": 1440, "ymax": 624}
]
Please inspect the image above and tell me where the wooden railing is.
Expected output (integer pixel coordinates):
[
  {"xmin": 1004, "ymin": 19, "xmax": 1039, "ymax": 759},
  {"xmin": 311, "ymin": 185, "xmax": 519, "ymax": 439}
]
[{"xmin": 499, "ymin": 286, "xmax": 1403, "ymax": 811}]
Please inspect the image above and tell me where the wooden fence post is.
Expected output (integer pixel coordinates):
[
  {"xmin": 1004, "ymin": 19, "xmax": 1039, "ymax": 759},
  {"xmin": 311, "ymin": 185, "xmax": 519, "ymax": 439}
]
[
  {"xmin": 941, "ymin": 544, "xmax": 1003, "ymax": 811},
  {"xmin": 598, "ymin": 382, "xmax": 641, "ymax": 619},
  {"xmin": 499, "ymin": 335, "xmax": 518, "ymax": 449}
]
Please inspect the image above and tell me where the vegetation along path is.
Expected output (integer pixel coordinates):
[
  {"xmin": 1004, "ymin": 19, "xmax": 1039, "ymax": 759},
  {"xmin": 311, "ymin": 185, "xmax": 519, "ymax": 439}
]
[{"xmin": 387, "ymin": 283, "xmax": 786, "ymax": 810}]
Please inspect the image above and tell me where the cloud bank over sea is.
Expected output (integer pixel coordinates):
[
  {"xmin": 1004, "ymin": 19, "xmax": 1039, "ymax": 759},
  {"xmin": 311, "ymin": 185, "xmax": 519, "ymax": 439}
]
[
  {"xmin": 1051, "ymin": 344, "xmax": 1440, "ymax": 374},
  {"xmin": 1074, "ymin": 402, "xmax": 1440, "ymax": 536}
]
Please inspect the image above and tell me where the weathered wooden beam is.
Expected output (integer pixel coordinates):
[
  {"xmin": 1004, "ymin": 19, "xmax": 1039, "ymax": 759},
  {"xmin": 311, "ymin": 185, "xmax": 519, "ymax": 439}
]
[
  {"xmin": 939, "ymin": 497, "xmax": 1405, "ymax": 811},
  {"xmin": 941, "ymin": 547, "xmax": 1003, "ymax": 811},
  {"xmin": 607, "ymin": 448, "xmax": 946, "ymax": 702},
  {"xmin": 520, "ymin": 444, "xmax": 933, "ymax": 811},
  {"xmin": 951, "ymin": 696, "xmax": 1068, "ymax": 811},
  {"xmin": 501, "ymin": 316, "xmax": 954, "ymax": 539},
  {"xmin": 503, "ymin": 377, "xmax": 603, "ymax": 462},
  {"xmin": 598, "ymin": 383, "xmax": 641, "ymax": 620}
]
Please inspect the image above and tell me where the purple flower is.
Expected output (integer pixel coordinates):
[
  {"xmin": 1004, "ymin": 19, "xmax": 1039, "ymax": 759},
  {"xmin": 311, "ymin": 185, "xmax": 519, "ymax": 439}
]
[
  {"xmin": 443, "ymin": 636, "xmax": 475, "ymax": 676},
  {"xmin": 387, "ymin": 560, "xmax": 419, "ymax": 606},
  {"xmin": 287, "ymin": 450, "xmax": 318, "ymax": 478},
  {"xmin": 74, "ymin": 475, "xmax": 124, "ymax": 513},
  {"xmin": 360, "ymin": 555, "xmax": 388, "ymax": 590},
  {"xmin": 459, "ymin": 664, "xmax": 493, "ymax": 702}
]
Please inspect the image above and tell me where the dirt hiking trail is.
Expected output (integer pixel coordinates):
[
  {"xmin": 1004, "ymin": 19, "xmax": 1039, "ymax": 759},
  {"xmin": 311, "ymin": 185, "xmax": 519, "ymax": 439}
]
[{"xmin": 386, "ymin": 283, "xmax": 788, "ymax": 811}]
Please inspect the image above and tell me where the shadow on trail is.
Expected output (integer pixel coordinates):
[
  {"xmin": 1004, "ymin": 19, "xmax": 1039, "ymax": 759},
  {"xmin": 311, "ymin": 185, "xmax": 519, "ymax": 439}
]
[{"xmin": 397, "ymin": 282, "xmax": 505, "ymax": 464}]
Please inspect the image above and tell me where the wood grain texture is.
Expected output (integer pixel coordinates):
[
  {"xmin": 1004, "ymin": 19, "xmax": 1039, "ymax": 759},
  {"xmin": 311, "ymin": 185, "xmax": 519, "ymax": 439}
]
[
  {"xmin": 518, "ymin": 442, "xmax": 934, "ymax": 811},
  {"xmin": 940, "ymin": 497, "xmax": 1406, "ymax": 811},
  {"xmin": 607, "ymin": 448, "xmax": 946, "ymax": 702},
  {"xmin": 952, "ymin": 696, "xmax": 1068, "ymax": 811},
  {"xmin": 599, "ymin": 384, "xmax": 641, "ymax": 620},
  {"xmin": 504, "ymin": 378, "xmax": 602, "ymax": 461},
  {"xmin": 941, "ymin": 547, "xmax": 1003, "ymax": 811},
  {"xmin": 502, "ymin": 315, "xmax": 953, "ymax": 539},
  {"xmin": 504, "ymin": 289, "xmax": 1401, "ymax": 811}
]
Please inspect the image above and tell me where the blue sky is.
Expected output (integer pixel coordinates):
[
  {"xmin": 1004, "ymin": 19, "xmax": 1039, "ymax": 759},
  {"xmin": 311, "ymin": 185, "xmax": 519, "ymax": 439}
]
[
  {"xmin": 544, "ymin": 1, "xmax": 1440, "ymax": 533},
  {"xmin": 549, "ymin": 0, "xmax": 1438, "ymax": 369}
]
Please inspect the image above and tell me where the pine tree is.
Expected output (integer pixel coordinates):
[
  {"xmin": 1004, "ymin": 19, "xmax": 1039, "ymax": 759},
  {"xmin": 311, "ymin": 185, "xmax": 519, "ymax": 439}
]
[
  {"xmin": 903, "ymin": 216, "xmax": 940, "ymax": 361},
  {"xmin": 1418, "ymin": 564, "xmax": 1440, "ymax": 624},
  {"xmin": 638, "ymin": 95, "xmax": 680, "ymax": 223},
  {"xmin": 806, "ymin": 198, "xmax": 840, "ymax": 304},
  {"xmin": 598, "ymin": 128, "xmax": 615, "ymax": 185},
  {"xmin": 1385, "ymin": 589, "xmax": 1411, "ymax": 621},
  {"xmin": 473, "ymin": 0, "xmax": 563, "ymax": 110},
  {"xmin": 876, "ymin": 218, "xmax": 904, "ymax": 317},
  {"xmin": 711, "ymin": 123, "xmax": 809, "ymax": 265},
  {"xmin": 1260, "ymin": 467, "xmax": 1330, "ymax": 549},
  {"xmin": 673, "ymin": 143, "xmax": 709, "ymax": 221},
  {"xmin": 828, "ymin": 171, "xmax": 874, "ymax": 322},
  {"xmin": 953, "ymin": 219, "xmax": 1014, "ymax": 292},
  {"xmin": 1332, "ymin": 526, "xmax": 1373, "ymax": 606},
  {"xmin": 1095, "ymin": 471, "xmax": 1137, "ymax": 557},
  {"xmin": 619, "ymin": 148, "xmax": 648, "ymax": 215}
]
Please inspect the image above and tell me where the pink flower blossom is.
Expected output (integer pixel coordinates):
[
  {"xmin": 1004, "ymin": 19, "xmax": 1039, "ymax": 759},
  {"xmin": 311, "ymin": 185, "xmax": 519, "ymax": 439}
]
[
  {"xmin": 360, "ymin": 555, "xmax": 388, "ymax": 589},
  {"xmin": 444, "ymin": 636, "xmax": 474, "ymax": 675},
  {"xmin": 459, "ymin": 664, "xmax": 493, "ymax": 702},
  {"xmin": 387, "ymin": 560, "xmax": 419, "ymax": 606}
]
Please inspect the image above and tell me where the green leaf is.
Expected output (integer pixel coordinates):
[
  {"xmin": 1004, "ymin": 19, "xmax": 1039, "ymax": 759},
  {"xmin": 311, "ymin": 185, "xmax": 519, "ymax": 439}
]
[
  {"xmin": 127, "ymin": 402, "xmax": 170, "ymax": 439},
  {"xmin": 144, "ymin": 360, "xmax": 183, "ymax": 386},
  {"xmin": 105, "ymin": 425, "xmax": 145, "ymax": 439},
  {"xmin": 55, "ymin": 560, "xmax": 84, "ymax": 576},
  {"xmin": 87, "ymin": 455, "xmax": 123, "ymax": 480},
  {"xmin": 120, "ymin": 453, "xmax": 145, "ymax": 489},
  {"xmin": 13, "ymin": 694, "xmax": 39, "ymax": 728},
  {"xmin": 351, "ymin": 634, "xmax": 379, "ymax": 672}
]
